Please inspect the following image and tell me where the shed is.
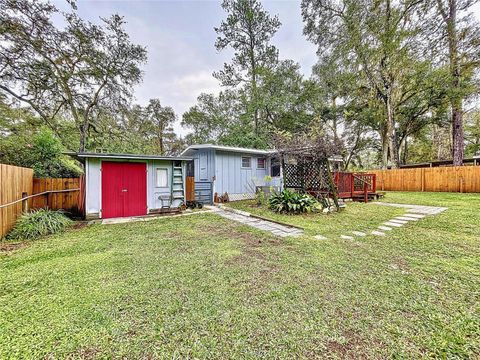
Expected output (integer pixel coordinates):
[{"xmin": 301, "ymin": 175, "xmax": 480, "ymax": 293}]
[
  {"xmin": 181, "ymin": 144, "xmax": 279, "ymax": 201},
  {"xmin": 77, "ymin": 153, "xmax": 191, "ymax": 219}
]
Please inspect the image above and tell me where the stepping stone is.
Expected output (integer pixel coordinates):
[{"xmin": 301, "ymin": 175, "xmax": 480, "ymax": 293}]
[
  {"xmin": 372, "ymin": 230, "xmax": 386, "ymax": 236},
  {"xmin": 402, "ymin": 213, "xmax": 425, "ymax": 219},
  {"xmin": 384, "ymin": 221, "xmax": 404, "ymax": 227},
  {"xmin": 394, "ymin": 216, "xmax": 418, "ymax": 221},
  {"xmin": 314, "ymin": 235, "xmax": 327, "ymax": 240},
  {"xmin": 389, "ymin": 219, "xmax": 408, "ymax": 224},
  {"xmin": 378, "ymin": 225, "xmax": 393, "ymax": 231},
  {"xmin": 352, "ymin": 231, "xmax": 366, "ymax": 237},
  {"xmin": 340, "ymin": 235, "xmax": 354, "ymax": 240}
]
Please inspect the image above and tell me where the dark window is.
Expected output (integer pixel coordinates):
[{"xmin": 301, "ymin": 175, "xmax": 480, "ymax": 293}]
[
  {"xmin": 257, "ymin": 158, "xmax": 266, "ymax": 169},
  {"xmin": 241, "ymin": 156, "xmax": 251, "ymax": 168},
  {"xmin": 271, "ymin": 157, "xmax": 280, "ymax": 177},
  {"xmin": 186, "ymin": 161, "xmax": 194, "ymax": 177}
]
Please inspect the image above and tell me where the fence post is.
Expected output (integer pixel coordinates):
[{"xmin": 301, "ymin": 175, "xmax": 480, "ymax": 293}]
[
  {"xmin": 21, "ymin": 192, "xmax": 28, "ymax": 213},
  {"xmin": 421, "ymin": 168, "xmax": 425, "ymax": 192}
]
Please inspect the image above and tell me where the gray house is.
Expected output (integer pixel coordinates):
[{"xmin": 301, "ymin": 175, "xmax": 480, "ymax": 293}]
[{"xmin": 181, "ymin": 144, "xmax": 281, "ymax": 201}]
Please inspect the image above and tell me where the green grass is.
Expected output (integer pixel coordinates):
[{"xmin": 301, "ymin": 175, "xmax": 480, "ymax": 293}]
[{"xmin": 1, "ymin": 192, "xmax": 479, "ymax": 358}]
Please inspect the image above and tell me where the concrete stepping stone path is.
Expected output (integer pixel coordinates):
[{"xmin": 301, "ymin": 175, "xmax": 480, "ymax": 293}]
[
  {"xmin": 210, "ymin": 206, "xmax": 304, "ymax": 238},
  {"xmin": 371, "ymin": 230, "xmax": 386, "ymax": 236}
]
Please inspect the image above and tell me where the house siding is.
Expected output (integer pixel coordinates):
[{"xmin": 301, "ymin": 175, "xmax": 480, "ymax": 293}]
[{"xmin": 215, "ymin": 151, "xmax": 268, "ymax": 197}]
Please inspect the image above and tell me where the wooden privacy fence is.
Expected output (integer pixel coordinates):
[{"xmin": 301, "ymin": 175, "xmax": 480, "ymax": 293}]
[
  {"xmin": 370, "ymin": 166, "xmax": 480, "ymax": 193},
  {"xmin": 0, "ymin": 164, "xmax": 34, "ymax": 238},
  {"xmin": 0, "ymin": 163, "xmax": 83, "ymax": 238},
  {"xmin": 32, "ymin": 178, "xmax": 83, "ymax": 213}
]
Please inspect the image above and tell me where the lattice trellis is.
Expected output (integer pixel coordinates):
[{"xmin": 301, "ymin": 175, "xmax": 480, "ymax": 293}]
[
  {"xmin": 278, "ymin": 151, "xmax": 340, "ymax": 210},
  {"xmin": 283, "ymin": 158, "xmax": 332, "ymax": 192}
]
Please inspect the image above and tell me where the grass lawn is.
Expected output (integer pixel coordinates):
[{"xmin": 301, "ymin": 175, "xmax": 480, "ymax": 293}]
[{"xmin": 1, "ymin": 192, "xmax": 479, "ymax": 358}]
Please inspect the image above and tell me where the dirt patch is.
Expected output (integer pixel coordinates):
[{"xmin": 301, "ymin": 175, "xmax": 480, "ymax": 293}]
[
  {"xmin": 71, "ymin": 221, "xmax": 88, "ymax": 231},
  {"xmin": 391, "ymin": 256, "xmax": 410, "ymax": 274},
  {"xmin": 325, "ymin": 330, "xmax": 379, "ymax": 359},
  {"xmin": 66, "ymin": 347, "xmax": 100, "ymax": 360},
  {"xmin": 0, "ymin": 241, "xmax": 28, "ymax": 254}
]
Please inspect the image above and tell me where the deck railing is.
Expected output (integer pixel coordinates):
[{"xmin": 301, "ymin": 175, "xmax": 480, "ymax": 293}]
[{"xmin": 334, "ymin": 172, "xmax": 376, "ymax": 201}]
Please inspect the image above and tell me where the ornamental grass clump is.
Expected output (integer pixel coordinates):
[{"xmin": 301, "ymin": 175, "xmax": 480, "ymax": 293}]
[
  {"xmin": 7, "ymin": 209, "xmax": 73, "ymax": 241},
  {"xmin": 268, "ymin": 189, "xmax": 322, "ymax": 214}
]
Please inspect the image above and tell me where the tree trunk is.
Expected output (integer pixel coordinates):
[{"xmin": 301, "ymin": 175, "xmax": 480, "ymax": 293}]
[
  {"xmin": 452, "ymin": 104, "xmax": 464, "ymax": 165},
  {"xmin": 445, "ymin": 0, "xmax": 464, "ymax": 165},
  {"xmin": 381, "ymin": 129, "xmax": 389, "ymax": 169},
  {"xmin": 386, "ymin": 94, "xmax": 400, "ymax": 168},
  {"xmin": 79, "ymin": 122, "xmax": 88, "ymax": 153}
]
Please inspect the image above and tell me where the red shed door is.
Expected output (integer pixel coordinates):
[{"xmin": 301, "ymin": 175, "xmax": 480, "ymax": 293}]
[{"xmin": 101, "ymin": 162, "xmax": 147, "ymax": 219}]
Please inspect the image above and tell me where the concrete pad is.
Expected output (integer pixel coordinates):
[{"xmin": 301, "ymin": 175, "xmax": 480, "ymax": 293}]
[
  {"xmin": 102, "ymin": 217, "xmax": 143, "ymax": 225},
  {"xmin": 384, "ymin": 221, "xmax": 404, "ymax": 227},
  {"xmin": 402, "ymin": 213, "xmax": 425, "ymax": 219},
  {"xmin": 378, "ymin": 225, "xmax": 393, "ymax": 231},
  {"xmin": 372, "ymin": 230, "xmax": 386, "ymax": 236},
  {"xmin": 314, "ymin": 235, "xmax": 327, "ymax": 240},
  {"xmin": 388, "ymin": 219, "xmax": 408, "ymax": 224},
  {"xmin": 352, "ymin": 231, "xmax": 367, "ymax": 237},
  {"xmin": 394, "ymin": 216, "xmax": 419, "ymax": 221},
  {"xmin": 340, "ymin": 235, "xmax": 354, "ymax": 240}
]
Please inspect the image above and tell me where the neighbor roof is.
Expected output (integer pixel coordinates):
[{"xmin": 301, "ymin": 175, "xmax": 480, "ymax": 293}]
[
  {"xmin": 70, "ymin": 152, "xmax": 192, "ymax": 162},
  {"xmin": 181, "ymin": 144, "xmax": 274, "ymax": 156}
]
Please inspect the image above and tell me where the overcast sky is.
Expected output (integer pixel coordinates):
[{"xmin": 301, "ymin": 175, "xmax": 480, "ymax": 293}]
[{"xmin": 56, "ymin": 0, "xmax": 480, "ymax": 136}]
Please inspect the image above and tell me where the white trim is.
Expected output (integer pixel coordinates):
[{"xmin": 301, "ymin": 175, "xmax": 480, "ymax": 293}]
[
  {"xmin": 155, "ymin": 167, "xmax": 169, "ymax": 188},
  {"xmin": 181, "ymin": 144, "xmax": 273, "ymax": 156}
]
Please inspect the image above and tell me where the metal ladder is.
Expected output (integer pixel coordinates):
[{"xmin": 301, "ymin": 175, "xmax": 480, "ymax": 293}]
[{"xmin": 171, "ymin": 163, "xmax": 185, "ymax": 205}]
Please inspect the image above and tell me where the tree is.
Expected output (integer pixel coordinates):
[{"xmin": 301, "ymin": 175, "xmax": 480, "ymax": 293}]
[
  {"xmin": 214, "ymin": 0, "xmax": 280, "ymax": 134},
  {"xmin": 182, "ymin": 90, "xmax": 242, "ymax": 144},
  {"xmin": 0, "ymin": 127, "xmax": 82, "ymax": 177},
  {"xmin": 302, "ymin": 0, "xmax": 438, "ymax": 168},
  {"xmin": 427, "ymin": 0, "xmax": 480, "ymax": 165},
  {"xmin": 257, "ymin": 60, "xmax": 316, "ymax": 134},
  {"xmin": 465, "ymin": 109, "xmax": 480, "ymax": 156},
  {"xmin": 145, "ymin": 99, "xmax": 177, "ymax": 155},
  {"xmin": 0, "ymin": 0, "xmax": 147, "ymax": 152}
]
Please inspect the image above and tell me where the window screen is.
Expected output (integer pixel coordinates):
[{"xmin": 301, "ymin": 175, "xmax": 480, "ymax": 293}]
[
  {"xmin": 156, "ymin": 168, "xmax": 168, "ymax": 187},
  {"xmin": 241, "ymin": 157, "xmax": 251, "ymax": 168},
  {"xmin": 257, "ymin": 158, "xmax": 266, "ymax": 169}
]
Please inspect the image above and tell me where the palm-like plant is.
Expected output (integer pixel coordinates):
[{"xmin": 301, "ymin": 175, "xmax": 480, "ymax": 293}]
[{"xmin": 268, "ymin": 189, "xmax": 322, "ymax": 214}]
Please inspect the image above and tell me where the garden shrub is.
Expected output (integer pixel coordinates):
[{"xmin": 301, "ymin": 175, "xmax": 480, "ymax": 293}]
[
  {"xmin": 7, "ymin": 209, "xmax": 73, "ymax": 241},
  {"xmin": 268, "ymin": 189, "xmax": 322, "ymax": 214}
]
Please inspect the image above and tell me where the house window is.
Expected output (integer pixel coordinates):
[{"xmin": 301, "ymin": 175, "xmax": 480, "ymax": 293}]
[
  {"xmin": 156, "ymin": 168, "xmax": 168, "ymax": 187},
  {"xmin": 257, "ymin": 158, "xmax": 266, "ymax": 169},
  {"xmin": 241, "ymin": 156, "xmax": 251, "ymax": 168},
  {"xmin": 271, "ymin": 157, "xmax": 281, "ymax": 177}
]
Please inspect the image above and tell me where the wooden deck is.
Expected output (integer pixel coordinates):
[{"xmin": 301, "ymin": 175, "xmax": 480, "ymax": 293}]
[{"xmin": 334, "ymin": 172, "xmax": 380, "ymax": 202}]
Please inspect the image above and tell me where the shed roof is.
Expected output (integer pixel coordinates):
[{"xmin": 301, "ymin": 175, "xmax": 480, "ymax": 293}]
[
  {"xmin": 181, "ymin": 144, "xmax": 274, "ymax": 156},
  {"xmin": 70, "ymin": 152, "xmax": 192, "ymax": 162}
]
